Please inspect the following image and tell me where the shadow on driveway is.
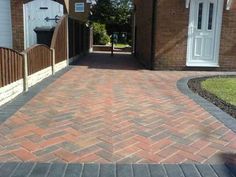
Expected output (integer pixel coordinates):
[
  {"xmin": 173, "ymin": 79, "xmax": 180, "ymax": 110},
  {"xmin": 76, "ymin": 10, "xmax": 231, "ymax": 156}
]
[{"xmin": 72, "ymin": 52, "xmax": 144, "ymax": 70}]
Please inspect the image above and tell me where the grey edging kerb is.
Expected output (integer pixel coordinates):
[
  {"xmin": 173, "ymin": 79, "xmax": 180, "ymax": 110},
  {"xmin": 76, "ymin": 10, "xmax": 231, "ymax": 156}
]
[
  {"xmin": 0, "ymin": 163, "xmax": 234, "ymax": 177},
  {"xmin": 0, "ymin": 66, "xmax": 72, "ymax": 124},
  {"xmin": 177, "ymin": 76, "xmax": 236, "ymax": 134}
]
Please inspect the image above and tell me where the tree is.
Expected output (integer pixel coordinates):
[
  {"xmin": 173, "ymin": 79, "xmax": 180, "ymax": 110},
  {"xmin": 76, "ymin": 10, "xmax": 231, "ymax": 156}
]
[
  {"xmin": 90, "ymin": 0, "xmax": 115, "ymax": 26},
  {"xmin": 112, "ymin": 0, "xmax": 132, "ymax": 25},
  {"xmin": 91, "ymin": 0, "xmax": 132, "ymax": 34}
]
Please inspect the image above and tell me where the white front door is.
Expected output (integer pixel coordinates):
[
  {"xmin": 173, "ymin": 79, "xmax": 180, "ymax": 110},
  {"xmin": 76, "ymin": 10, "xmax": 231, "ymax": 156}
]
[
  {"xmin": 187, "ymin": 0, "xmax": 224, "ymax": 67},
  {"xmin": 23, "ymin": 0, "xmax": 64, "ymax": 49},
  {"xmin": 0, "ymin": 0, "xmax": 13, "ymax": 48}
]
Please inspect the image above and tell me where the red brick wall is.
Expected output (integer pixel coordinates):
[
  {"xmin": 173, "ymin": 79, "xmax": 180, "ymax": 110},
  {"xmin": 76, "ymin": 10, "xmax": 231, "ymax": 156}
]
[
  {"xmin": 153, "ymin": 0, "xmax": 236, "ymax": 70},
  {"xmin": 133, "ymin": 0, "xmax": 153, "ymax": 68},
  {"xmin": 218, "ymin": 2, "xmax": 236, "ymax": 70},
  {"xmin": 11, "ymin": 0, "xmax": 24, "ymax": 51},
  {"xmin": 154, "ymin": 0, "xmax": 189, "ymax": 70}
]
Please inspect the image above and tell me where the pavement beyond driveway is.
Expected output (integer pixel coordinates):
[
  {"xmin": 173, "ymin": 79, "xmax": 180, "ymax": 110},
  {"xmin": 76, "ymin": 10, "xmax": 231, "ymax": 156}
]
[{"xmin": 0, "ymin": 53, "xmax": 235, "ymax": 164}]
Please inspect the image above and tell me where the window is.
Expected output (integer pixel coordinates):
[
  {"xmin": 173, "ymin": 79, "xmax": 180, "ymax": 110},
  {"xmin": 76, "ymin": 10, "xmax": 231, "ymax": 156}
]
[
  {"xmin": 208, "ymin": 3, "xmax": 214, "ymax": 30},
  {"xmin": 197, "ymin": 3, "xmax": 203, "ymax": 30}
]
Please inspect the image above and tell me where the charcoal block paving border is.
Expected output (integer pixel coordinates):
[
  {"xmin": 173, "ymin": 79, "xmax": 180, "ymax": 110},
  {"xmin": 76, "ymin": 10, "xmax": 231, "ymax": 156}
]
[
  {"xmin": 0, "ymin": 66, "xmax": 72, "ymax": 124},
  {"xmin": 0, "ymin": 163, "xmax": 235, "ymax": 177},
  {"xmin": 177, "ymin": 76, "xmax": 236, "ymax": 134}
]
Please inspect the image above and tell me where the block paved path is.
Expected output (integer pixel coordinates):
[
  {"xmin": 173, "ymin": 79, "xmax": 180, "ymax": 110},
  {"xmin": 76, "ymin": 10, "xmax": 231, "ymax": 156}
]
[
  {"xmin": 0, "ymin": 53, "xmax": 236, "ymax": 164},
  {"xmin": 0, "ymin": 163, "xmax": 235, "ymax": 177}
]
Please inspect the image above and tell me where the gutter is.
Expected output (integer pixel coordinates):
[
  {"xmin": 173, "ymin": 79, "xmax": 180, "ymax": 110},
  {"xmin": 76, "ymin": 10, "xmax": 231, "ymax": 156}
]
[{"xmin": 150, "ymin": 0, "xmax": 158, "ymax": 70}]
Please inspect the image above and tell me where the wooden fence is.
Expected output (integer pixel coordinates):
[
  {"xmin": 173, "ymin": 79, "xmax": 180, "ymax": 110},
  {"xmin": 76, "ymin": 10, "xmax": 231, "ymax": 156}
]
[
  {"xmin": 0, "ymin": 48, "xmax": 23, "ymax": 87},
  {"xmin": 25, "ymin": 45, "xmax": 52, "ymax": 75},
  {"xmin": 69, "ymin": 18, "xmax": 80, "ymax": 58},
  {"xmin": 68, "ymin": 17, "xmax": 91, "ymax": 58},
  {"xmin": 0, "ymin": 14, "xmax": 91, "ymax": 91},
  {"xmin": 51, "ymin": 15, "xmax": 68, "ymax": 64},
  {"xmin": 0, "ymin": 16, "xmax": 68, "ymax": 89}
]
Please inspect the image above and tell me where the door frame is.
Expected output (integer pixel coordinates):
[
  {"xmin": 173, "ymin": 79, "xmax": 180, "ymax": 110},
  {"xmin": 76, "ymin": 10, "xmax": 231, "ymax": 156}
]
[{"xmin": 186, "ymin": 0, "xmax": 224, "ymax": 67}]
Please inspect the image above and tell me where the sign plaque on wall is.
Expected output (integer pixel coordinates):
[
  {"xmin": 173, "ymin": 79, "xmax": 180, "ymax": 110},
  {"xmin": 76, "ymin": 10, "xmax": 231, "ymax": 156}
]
[{"xmin": 75, "ymin": 3, "xmax": 85, "ymax": 12}]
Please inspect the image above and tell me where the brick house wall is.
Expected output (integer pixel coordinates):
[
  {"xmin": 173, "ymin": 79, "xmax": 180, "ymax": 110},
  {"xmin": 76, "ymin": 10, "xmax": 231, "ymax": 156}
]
[
  {"xmin": 154, "ymin": 0, "xmax": 189, "ymax": 70},
  {"xmin": 11, "ymin": 0, "xmax": 24, "ymax": 51},
  {"xmin": 218, "ymin": 1, "xmax": 236, "ymax": 70},
  {"xmin": 68, "ymin": 0, "xmax": 90, "ymax": 22},
  {"xmin": 134, "ymin": 0, "xmax": 236, "ymax": 70}
]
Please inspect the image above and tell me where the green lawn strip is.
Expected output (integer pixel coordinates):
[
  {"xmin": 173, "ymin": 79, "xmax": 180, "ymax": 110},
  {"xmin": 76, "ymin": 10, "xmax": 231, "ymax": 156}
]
[
  {"xmin": 201, "ymin": 77, "xmax": 236, "ymax": 106},
  {"xmin": 114, "ymin": 43, "xmax": 130, "ymax": 48}
]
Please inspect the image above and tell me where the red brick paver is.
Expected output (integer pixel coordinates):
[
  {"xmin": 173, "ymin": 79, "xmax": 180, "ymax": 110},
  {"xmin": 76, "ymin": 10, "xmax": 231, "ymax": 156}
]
[{"xmin": 0, "ymin": 53, "xmax": 235, "ymax": 163}]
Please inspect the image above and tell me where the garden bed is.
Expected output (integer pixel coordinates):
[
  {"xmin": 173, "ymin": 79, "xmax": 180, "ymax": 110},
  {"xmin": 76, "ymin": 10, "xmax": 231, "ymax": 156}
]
[{"xmin": 188, "ymin": 75, "xmax": 236, "ymax": 118}]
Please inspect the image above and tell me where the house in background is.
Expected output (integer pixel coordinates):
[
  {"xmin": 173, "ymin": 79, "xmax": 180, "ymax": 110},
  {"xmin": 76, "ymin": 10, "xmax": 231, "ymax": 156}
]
[
  {"xmin": 133, "ymin": 0, "xmax": 236, "ymax": 70},
  {"xmin": 0, "ymin": 0, "xmax": 91, "ymax": 51}
]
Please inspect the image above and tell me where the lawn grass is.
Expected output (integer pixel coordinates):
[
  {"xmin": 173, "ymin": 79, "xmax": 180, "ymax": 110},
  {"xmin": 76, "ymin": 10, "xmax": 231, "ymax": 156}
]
[
  {"xmin": 114, "ymin": 43, "xmax": 130, "ymax": 48},
  {"xmin": 201, "ymin": 77, "xmax": 236, "ymax": 106}
]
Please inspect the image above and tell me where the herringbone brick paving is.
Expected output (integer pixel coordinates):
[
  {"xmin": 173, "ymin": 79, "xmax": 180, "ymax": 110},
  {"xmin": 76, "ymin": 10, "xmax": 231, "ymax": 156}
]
[{"xmin": 0, "ymin": 53, "xmax": 235, "ymax": 163}]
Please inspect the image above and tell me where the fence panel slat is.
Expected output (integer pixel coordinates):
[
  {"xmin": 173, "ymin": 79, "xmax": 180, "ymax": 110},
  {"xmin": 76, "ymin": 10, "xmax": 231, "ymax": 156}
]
[
  {"xmin": 24, "ymin": 44, "xmax": 52, "ymax": 75},
  {"xmin": 51, "ymin": 15, "xmax": 68, "ymax": 64},
  {"xmin": 0, "ymin": 47, "xmax": 23, "ymax": 88},
  {"xmin": 68, "ymin": 17, "xmax": 90, "ymax": 58}
]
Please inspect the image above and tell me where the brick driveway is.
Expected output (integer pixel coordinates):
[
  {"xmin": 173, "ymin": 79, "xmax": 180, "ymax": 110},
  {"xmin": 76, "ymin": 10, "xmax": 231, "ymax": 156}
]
[{"xmin": 0, "ymin": 53, "xmax": 235, "ymax": 163}]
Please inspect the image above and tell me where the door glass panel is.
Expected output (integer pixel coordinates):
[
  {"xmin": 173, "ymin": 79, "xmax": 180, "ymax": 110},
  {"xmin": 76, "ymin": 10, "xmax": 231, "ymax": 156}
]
[
  {"xmin": 197, "ymin": 3, "xmax": 203, "ymax": 30},
  {"xmin": 208, "ymin": 3, "xmax": 214, "ymax": 30}
]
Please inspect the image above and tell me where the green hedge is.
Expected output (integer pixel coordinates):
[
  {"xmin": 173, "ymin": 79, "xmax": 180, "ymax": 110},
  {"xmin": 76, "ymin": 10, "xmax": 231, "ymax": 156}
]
[{"xmin": 92, "ymin": 22, "xmax": 110, "ymax": 45}]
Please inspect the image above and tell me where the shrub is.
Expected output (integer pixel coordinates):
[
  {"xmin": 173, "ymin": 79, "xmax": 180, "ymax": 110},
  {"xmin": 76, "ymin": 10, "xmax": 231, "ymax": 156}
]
[{"xmin": 92, "ymin": 22, "xmax": 110, "ymax": 45}]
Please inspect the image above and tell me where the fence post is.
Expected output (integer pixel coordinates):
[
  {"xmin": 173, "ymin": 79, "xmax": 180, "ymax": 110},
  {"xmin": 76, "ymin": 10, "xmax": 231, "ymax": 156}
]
[
  {"xmin": 23, "ymin": 52, "xmax": 29, "ymax": 92},
  {"xmin": 51, "ymin": 48, "xmax": 55, "ymax": 75},
  {"xmin": 89, "ymin": 26, "xmax": 93, "ymax": 53}
]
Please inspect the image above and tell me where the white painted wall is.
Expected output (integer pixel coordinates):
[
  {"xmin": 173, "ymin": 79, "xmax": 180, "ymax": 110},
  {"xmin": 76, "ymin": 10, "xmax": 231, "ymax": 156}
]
[{"xmin": 0, "ymin": 0, "xmax": 13, "ymax": 48}]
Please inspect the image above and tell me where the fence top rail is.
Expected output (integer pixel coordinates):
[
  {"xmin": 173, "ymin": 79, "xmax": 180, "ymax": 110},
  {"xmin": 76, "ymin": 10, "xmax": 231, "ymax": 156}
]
[
  {"xmin": 51, "ymin": 14, "xmax": 68, "ymax": 49},
  {"xmin": 23, "ymin": 44, "xmax": 51, "ymax": 54},
  {"xmin": 0, "ymin": 47, "xmax": 23, "ymax": 57}
]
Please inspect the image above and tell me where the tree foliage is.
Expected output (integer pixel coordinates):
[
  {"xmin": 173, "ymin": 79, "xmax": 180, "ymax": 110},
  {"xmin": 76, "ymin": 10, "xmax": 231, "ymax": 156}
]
[
  {"xmin": 92, "ymin": 22, "xmax": 110, "ymax": 45},
  {"xmin": 91, "ymin": 0, "xmax": 132, "ymax": 34},
  {"xmin": 91, "ymin": 0, "xmax": 115, "ymax": 26}
]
